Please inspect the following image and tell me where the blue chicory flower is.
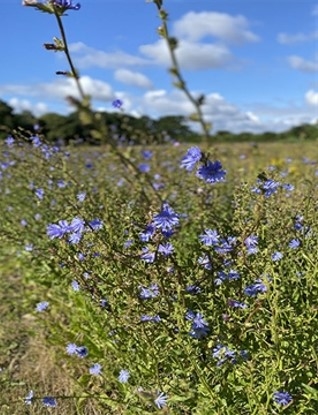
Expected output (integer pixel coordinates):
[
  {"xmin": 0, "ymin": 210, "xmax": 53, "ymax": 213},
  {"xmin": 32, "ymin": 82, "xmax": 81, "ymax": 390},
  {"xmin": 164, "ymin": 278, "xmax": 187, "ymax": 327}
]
[
  {"xmin": 180, "ymin": 146, "xmax": 202, "ymax": 171},
  {"xmin": 273, "ymin": 391, "xmax": 292, "ymax": 406},
  {"xmin": 118, "ymin": 369, "xmax": 130, "ymax": 383},
  {"xmin": 196, "ymin": 160, "xmax": 226, "ymax": 184},
  {"xmin": 42, "ymin": 397, "xmax": 57, "ymax": 408}
]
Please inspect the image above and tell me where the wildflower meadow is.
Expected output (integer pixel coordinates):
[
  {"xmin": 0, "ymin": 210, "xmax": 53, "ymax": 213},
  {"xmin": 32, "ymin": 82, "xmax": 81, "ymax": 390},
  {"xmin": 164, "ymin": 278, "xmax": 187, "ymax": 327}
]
[{"xmin": 1, "ymin": 1, "xmax": 318, "ymax": 414}]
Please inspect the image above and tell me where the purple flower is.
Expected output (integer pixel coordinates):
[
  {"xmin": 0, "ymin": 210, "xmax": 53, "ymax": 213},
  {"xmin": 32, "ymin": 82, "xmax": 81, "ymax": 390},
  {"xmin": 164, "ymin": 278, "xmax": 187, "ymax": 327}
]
[
  {"xmin": 215, "ymin": 270, "xmax": 240, "ymax": 285},
  {"xmin": 272, "ymin": 251, "xmax": 283, "ymax": 261},
  {"xmin": 112, "ymin": 99, "xmax": 123, "ymax": 108},
  {"xmin": 158, "ymin": 242, "xmax": 174, "ymax": 256},
  {"xmin": 57, "ymin": 179, "xmax": 66, "ymax": 188},
  {"xmin": 5, "ymin": 136, "xmax": 14, "ymax": 147},
  {"xmin": 196, "ymin": 160, "xmax": 226, "ymax": 184},
  {"xmin": 35, "ymin": 188, "xmax": 44, "ymax": 200},
  {"xmin": 198, "ymin": 254, "xmax": 212, "ymax": 270},
  {"xmin": 138, "ymin": 163, "xmax": 150, "ymax": 173},
  {"xmin": 289, "ymin": 238, "xmax": 300, "ymax": 249},
  {"xmin": 283, "ymin": 183, "xmax": 294, "ymax": 192},
  {"xmin": 118, "ymin": 369, "xmax": 130, "ymax": 383},
  {"xmin": 228, "ymin": 299, "xmax": 248, "ymax": 309},
  {"xmin": 66, "ymin": 343, "xmax": 88, "ymax": 358},
  {"xmin": 69, "ymin": 217, "xmax": 85, "ymax": 234},
  {"xmin": 52, "ymin": 0, "xmax": 80, "ymax": 10},
  {"xmin": 244, "ymin": 280, "xmax": 267, "ymax": 297},
  {"xmin": 212, "ymin": 344, "xmax": 237, "ymax": 366},
  {"xmin": 89, "ymin": 363, "xmax": 102, "ymax": 376},
  {"xmin": 152, "ymin": 203, "xmax": 179, "ymax": 231},
  {"xmin": 253, "ymin": 179, "xmax": 280, "ymax": 197},
  {"xmin": 180, "ymin": 146, "xmax": 202, "ymax": 171},
  {"xmin": 186, "ymin": 311, "xmax": 209, "ymax": 339},
  {"xmin": 89, "ymin": 218, "xmax": 103, "ymax": 231},
  {"xmin": 68, "ymin": 231, "xmax": 83, "ymax": 244},
  {"xmin": 214, "ymin": 237, "xmax": 237, "ymax": 254},
  {"xmin": 186, "ymin": 285, "xmax": 201, "ymax": 295},
  {"xmin": 154, "ymin": 392, "xmax": 168, "ymax": 409},
  {"xmin": 76, "ymin": 346, "xmax": 88, "ymax": 358},
  {"xmin": 31, "ymin": 135, "xmax": 41, "ymax": 147},
  {"xmin": 124, "ymin": 239, "xmax": 133, "ymax": 249},
  {"xmin": 141, "ymin": 150, "xmax": 153, "ymax": 160},
  {"xmin": 36, "ymin": 301, "xmax": 49, "ymax": 312},
  {"xmin": 77, "ymin": 192, "xmax": 86, "ymax": 202},
  {"xmin": 140, "ymin": 314, "xmax": 161, "ymax": 323},
  {"xmin": 66, "ymin": 343, "xmax": 78, "ymax": 355},
  {"xmin": 199, "ymin": 229, "xmax": 220, "ymax": 246},
  {"xmin": 71, "ymin": 280, "xmax": 80, "ymax": 291},
  {"xmin": 294, "ymin": 215, "xmax": 310, "ymax": 234},
  {"xmin": 42, "ymin": 397, "xmax": 57, "ymax": 408},
  {"xmin": 139, "ymin": 283, "xmax": 159, "ymax": 300},
  {"xmin": 140, "ymin": 247, "xmax": 156, "ymax": 263},
  {"xmin": 46, "ymin": 220, "xmax": 70, "ymax": 239},
  {"xmin": 273, "ymin": 391, "xmax": 292, "ymax": 406},
  {"xmin": 139, "ymin": 224, "xmax": 155, "ymax": 242},
  {"xmin": 244, "ymin": 235, "xmax": 258, "ymax": 255}
]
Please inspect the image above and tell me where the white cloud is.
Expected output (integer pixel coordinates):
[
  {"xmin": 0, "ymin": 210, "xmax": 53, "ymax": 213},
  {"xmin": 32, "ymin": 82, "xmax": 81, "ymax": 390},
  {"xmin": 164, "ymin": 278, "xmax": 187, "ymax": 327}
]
[
  {"xmin": 140, "ymin": 39, "xmax": 233, "ymax": 70},
  {"xmin": 287, "ymin": 55, "xmax": 318, "ymax": 72},
  {"xmin": 305, "ymin": 89, "xmax": 318, "ymax": 106},
  {"xmin": 114, "ymin": 69, "xmax": 153, "ymax": 89},
  {"xmin": 139, "ymin": 89, "xmax": 263, "ymax": 133},
  {"xmin": 68, "ymin": 11, "xmax": 258, "ymax": 72},
  {"xmin": 0, "ymin": 76, "xmax": 114, "ymax": 103},
  {"xmin": 277, "ymin": 31, "xmax": 318, "ymax": 44},
  {"xmin": 69, "ymin": 42, "xmax": 150, "ymax": 69},
  {"xmin": 8, "ymin": 98, "xmax": 48, "ymax": 116},
  {"xmin": 174, "ymin": 11, "xmax": 259, "ymax": 44},
  {"xmin": 143, "ymin": 89, "xmax": 194, "ymax": 115}
]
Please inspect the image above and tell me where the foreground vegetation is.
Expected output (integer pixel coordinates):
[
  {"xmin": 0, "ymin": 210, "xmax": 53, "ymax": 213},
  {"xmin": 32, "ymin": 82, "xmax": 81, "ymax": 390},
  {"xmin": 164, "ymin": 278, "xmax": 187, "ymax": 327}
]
[{"xmin": 1, "ymin": 139, "xmax": 318, "ymax": 414}]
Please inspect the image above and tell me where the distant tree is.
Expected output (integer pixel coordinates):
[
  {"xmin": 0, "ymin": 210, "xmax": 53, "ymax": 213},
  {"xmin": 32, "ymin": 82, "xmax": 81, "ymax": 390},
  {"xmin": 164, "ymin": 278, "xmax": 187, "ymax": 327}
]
[
  {"xmin": 153, "ymin": 115, "xmax": 196, "ymax": 142},
  {"xmin": 39, "ymin": 112, "xmax": 88, "ymax": 143},
  {"xmin": 13, "ymin": 110, "xmax": 37, "ymax": 132},
  {"xmin": 0, "ymin": 100, "xmax": 14, "ymax": 139}
]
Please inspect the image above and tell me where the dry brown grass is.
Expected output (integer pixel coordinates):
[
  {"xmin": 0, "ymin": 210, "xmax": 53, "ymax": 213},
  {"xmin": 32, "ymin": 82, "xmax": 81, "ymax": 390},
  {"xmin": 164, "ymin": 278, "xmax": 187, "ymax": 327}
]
[{"xmin": 0, "ymin": 263, "xmax": 105, "ymax": 415}]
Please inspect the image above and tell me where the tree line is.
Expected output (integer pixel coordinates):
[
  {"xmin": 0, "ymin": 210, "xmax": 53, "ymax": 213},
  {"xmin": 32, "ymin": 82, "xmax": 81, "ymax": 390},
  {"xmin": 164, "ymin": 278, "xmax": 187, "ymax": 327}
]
[{"xmin": 0, "ymin": 99, "xmax": 317, "ymax": 145}]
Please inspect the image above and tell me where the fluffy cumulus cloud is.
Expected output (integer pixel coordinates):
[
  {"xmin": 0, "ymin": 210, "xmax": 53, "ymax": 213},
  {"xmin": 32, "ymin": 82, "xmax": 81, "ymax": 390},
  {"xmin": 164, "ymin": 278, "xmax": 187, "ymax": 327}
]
[
  {"xmin": 69, "ymin": 42, "xmax": 150, "ymax": 69},
  {"xmin": 0, "ymin": 76, "xmax": 114, "ymax": 103},
  {"xmin": 140, "ymin": 11, "xmax": 259, "ymax": 70},
  {"xmin": 68, "ymin": 11, "xmax": 258, "ymax": 72},
  {"xmin": 173, "ymin": 11, "xmax": 260, "ymax": 44},
  {"xmin": 8, "ymin": 98, "xmax": 48, "ymax": 116},
  {"xmin": 305, "ymin": 90, "xmax": 318, "ymax": 106},
  {"xmin": 139, "ymin": 89, "xmax": 263, "ymax": 133},
  {"xmin": 114, "ymin": 69, "xmax": 153, "ymax": 89},
  {"xmin": 287, "ymin": 55, "xmax": 318, "ymax": 72},
  {"xmin": 138, "ymin": 89, "xmax": 318, "ymax": 134},
  {"xmin": 140, "ymin": 39, "xmax": 233, "ymax": 70}
]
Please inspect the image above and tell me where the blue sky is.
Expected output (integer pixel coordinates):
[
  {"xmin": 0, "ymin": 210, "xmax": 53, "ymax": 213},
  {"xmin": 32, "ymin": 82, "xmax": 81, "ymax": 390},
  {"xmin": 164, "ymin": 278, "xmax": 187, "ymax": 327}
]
[{"xmin": 1, "ymin": 0, "xmax": 318, "ymax": 133}]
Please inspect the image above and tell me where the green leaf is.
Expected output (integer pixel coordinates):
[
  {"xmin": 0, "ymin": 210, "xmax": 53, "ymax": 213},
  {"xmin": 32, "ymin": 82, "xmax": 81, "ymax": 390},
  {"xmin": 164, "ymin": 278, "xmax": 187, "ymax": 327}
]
[{"xmin": 302, "ymin": 383, "xmax": 318, "ymax": 400}]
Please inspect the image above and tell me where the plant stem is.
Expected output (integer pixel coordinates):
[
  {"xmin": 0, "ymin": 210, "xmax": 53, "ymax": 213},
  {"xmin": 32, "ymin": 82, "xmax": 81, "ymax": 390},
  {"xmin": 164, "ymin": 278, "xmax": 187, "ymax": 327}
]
[{"xmin": 53, "ymin": 9, "xmax": 86, "ymax": 101}]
